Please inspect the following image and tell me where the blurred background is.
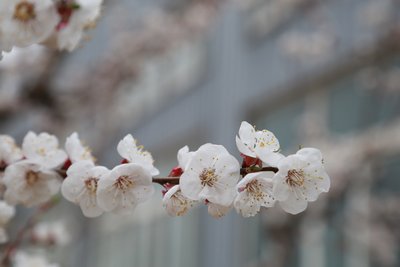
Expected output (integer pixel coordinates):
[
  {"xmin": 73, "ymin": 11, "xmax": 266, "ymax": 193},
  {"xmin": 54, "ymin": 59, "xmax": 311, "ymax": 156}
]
[{"xmin": 1, "ymin": 0, "xmax": 400, "ymax": 266}]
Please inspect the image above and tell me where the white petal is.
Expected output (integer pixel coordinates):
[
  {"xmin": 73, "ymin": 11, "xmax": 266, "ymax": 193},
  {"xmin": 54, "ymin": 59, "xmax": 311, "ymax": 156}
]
[
  {"xmin": 258, "ymin": 151, "xmax": 285, "ymax": 167},
  {"xmin": 207, "ymin": 203, "xmax": 232, "ymax": 218},
  {"xmin": 234, "ymin": 193, "xmax": 260, "ymax": 217},
  {"xmin": 79, "ymin": 195, "xmax": 103, "ymax": 218},
  {"xmin": 272, "ymin": 173, "xmax": 290, "ymax": 201},
  {"xmin": 180, "ymin": 169, "xmax": 203, "ymax": 201},
  {"xmin": 177, "ymin": 146, "xmax": 193, "ymax": 170},
  {"xmin": 297, "ymin": 147, "xmax": 323, "ymax": 163},
  {"xmin": 235, "ymin": 135, "xmax": 256, "ymax": 157},
  {"xmin": 279, "ymin": 194, "xmax": 308, "ymax": 215}
]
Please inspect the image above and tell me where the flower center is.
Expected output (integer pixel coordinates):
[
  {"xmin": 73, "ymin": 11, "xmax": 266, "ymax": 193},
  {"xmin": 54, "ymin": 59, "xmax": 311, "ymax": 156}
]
[
  {"xmin": 286, "ymin": 169, "xmax": 305, "ymax": 187},
  {"xmin": 26, "ymin": 170, "xmax": 39, "ymax": 186},
  {"xmin": 245, "ymin": 179, "xmax": 265, "ymax": 200},
  {"xmin": 171, "ymin": 191, "xmax": 191, "ymax": 216},
  {"xmin": 14, "ymin": 1, "xmax": 36, "ymax": 23},
  {"xmin": 84, "ymin": 178, "xmax": 98, "ymax": 194},
  {"xmin": 114, "ymin": 175, "xmax": 134, "ymax": 191},
  {"xmin": 199, "ymin": 168, "xmax": 218, "ymax": 187}
]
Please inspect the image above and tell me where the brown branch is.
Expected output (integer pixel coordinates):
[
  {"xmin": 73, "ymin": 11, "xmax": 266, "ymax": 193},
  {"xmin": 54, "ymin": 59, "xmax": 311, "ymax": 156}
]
[{"xmin": 153, "ymin": 166, "xmax": 279, "ymax": 186}]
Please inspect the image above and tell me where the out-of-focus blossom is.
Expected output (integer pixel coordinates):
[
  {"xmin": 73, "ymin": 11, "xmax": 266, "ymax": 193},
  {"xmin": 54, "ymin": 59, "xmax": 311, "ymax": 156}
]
[
  {"xmin": 0, "ymin": 200, "xmax": 15, "ymax": 243},
  {"xmin": 13, "ymin": 252, "xmax": 60, "ymax": 267},
  {"xmin": 234, "ymin": 172, "xmax": 275, "ymax": 217},
  {"xmin": 32, "ymin": 221, "xmax": 70, "ymax": 246},
  {"xmin": 22, "ymin": 132, "xmax": 67, "ymax": 169},
  {"xmin": 97, "ymin": 163, "xmax": 154, "ymax": 214},
  {"xmin": 280, "ymin": 31, "xmax": 335, "ymax": 62},
  {"xmin": 0, "ymin": 0, "xmax": 58, "ymax": 47},
  {"xmin": 358, "ymin": 0, "xmax": 393, "ymax": 28},
  {"xmin": 162, "ymin": 185, "xmax": 197, "ymax": 216},
  {"xmin": 3, "ymin": 160, "xmax": 61, "ymax": 207},
  {"xmin": 273, "ymin": 148, "xmax": 330, "ymax": 214},
  {"xmin": 117, "ymin": 134, "xmax": 159, "ymax": 176},
  {"xmin": 51, "ymin": 0, "xmax": 103, "ymax": 51},
  {"xmin": 61, "ymin": 160, "xmax": 108, "ymax": 217},
  {"xmin": 0, "ymin": 135, "xmax": 23, "ymax": 168},
  {"xmin": 180, "ymin": 143, "xmax": 240, "ymax": 207},
  {"xmin": 236, "ymin": 121, "xmax": 283, "ymax": 166},
  {"xmin": 65, "ymin": 132, "xmax": 95, "ymax": 163}
]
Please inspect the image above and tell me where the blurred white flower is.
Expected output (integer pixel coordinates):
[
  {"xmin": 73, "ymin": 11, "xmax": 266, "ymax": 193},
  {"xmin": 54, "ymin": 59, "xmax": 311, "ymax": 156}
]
[
  {"xmin": 234, "ymin": 171, "xmax": 275, "ymax": 217},
  {"xmin": 117, "ymin": 134, "xmax": 159, "ymax": 176},
  {"xmin": 207, "ymin": 202, "xmax": 232, "ymax": 218},
  {"xmin": 0, "ymin": 200, "xmax": 15, "ymax": 225},
  {"xmin": 180, "ymin": 143, "xmax": 240, "ymax": 206},
  {"xmin": 61, "ymin": 160, "xmax": 108, "ymax": 217},
  {"xmin": 3, "ymin": 160, "xmax": 61, "ymax": 207},
  {"xmin": 32, "ymin": 221, "xmax": 70, "ymax": 246},
  {"xmin": 0, "ymin": 135, "xmax": 23, "ymax": 168},
  {"xmin": 0, "ymin": 200, "xmax": 15, "ymax": 243},
  {"xmin": 22, "ymin": 132, "xmax": 68, "ymax": 169},
  {"xmin": 97, "ymin": 163, "xmax": 154, "ymax": 214},
  {"xmin": 0, "ymin": 0, "xmax": 58, "ymax": 47},
  {"xmin": 14, "ymin": 252, "xmax": 59, "ymax": 267},
  {"xmin": 236, "ymin": 121, "xmax": 283, "ymax": 166},
  {"xmin": 65, "ymin": 132, "xmax": 95, "ymax": 163},
  {"xmin": 162, "ymin": 185, "xmax": 197, "ymax": 216},
  {"xmin": 273, "ymin": 148, "xmax": 330, "ymax": 214},
  {"xmin": 53, "ymin": 0, "xmax": 103, "ymax": 51}
]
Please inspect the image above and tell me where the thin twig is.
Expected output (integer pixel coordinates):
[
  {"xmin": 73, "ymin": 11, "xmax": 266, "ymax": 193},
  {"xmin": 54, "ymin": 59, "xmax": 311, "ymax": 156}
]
[{"xmin": 153, "ymin": 167, "xmax": 279, "ymax": 185}]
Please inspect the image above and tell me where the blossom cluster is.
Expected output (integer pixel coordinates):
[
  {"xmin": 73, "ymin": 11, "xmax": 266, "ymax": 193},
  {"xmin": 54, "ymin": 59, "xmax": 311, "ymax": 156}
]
[
  {"xmin": 0, "ymin": 0, "xmax": 103, "ymax": 58},
  {"xmin": 0, "ymin": 121, "xmax": 331, "ymax": 222},
  {"xmin": 163, "ymin": 121, "xmax": 330, "ymax": 218}
]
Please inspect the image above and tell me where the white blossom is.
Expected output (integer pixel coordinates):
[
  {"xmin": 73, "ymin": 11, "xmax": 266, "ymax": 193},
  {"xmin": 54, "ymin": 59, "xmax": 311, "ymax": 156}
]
[
  {"xmin": 273, "ymin": 148, "xmax": 330, "ymax": 215},
  {"xmin": 61, "ymin": 160, "xmax": 108, "ymax": 217},
  {"xmin": 0, "ymin": 135, "xmax": 23, "ymax": 167},
  {"xmin": 22, "ymin": 131, "xmax": 67, "ymax": 169},
  {"xmin": 234, "ymin": 172, "xmax": 275, "ymax": 217},
  {"xmin": 207, "ymin": 202, "xmax": 232, "ymax": 218},
  {"xmin": 0, "ymin": 200, "xmax": 15, "ymax": 243},
  {"xmin": 3, "ymin": 160, "xmax": 61, "ymax": 207},
  {"xmin": 180, "ymin": 143, "xmax": 240, "ymax": 207},
  {"xmin": 97, "ymin": 163, "xmax": 154, "ymax": 214},
  {"xmin": 0, "ymin": 200, "xmax": 15, "ymax": 225},
  {"xmin": 117, "ymin": 134, "xmax": 159, "ymax": 176},
  {"xmin": 53, "ymin": 0, "xmax": 103, "ymax": 51},
  {"xmin": 162, "ymin": 185, "xmax": 197, "ymax": 216},
  {"xmin": 32, "ymin": 221, "xmax": 70, "ymax": 246},
  {"xmin": 235, "ymin": 121, "xmax": 283, "ymax": 166},
  {"xmin": 65, "ymin": 132, "xmax": 95, "ymax": 163},
  {"xmin": 13, "ymin": 252, "xmax": 59, "ymax": 267},
  {"xmin": 0, "ymin": 0, "xmax": 58, "ymax": 47}
]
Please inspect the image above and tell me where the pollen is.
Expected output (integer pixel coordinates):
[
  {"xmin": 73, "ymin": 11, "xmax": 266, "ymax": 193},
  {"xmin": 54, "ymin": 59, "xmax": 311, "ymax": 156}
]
[
  {"xmin": 114, "ymin": 175, "xmax": 134, "ymax": 191},
  {"xmin": 85, "ymin": 178, "xmax": 98, "ymax": 194},
  {"xmin": 286, "ymin": 169, "xmax": 305, "ymax": 187},
  {"xmin": 26, "ymin": 170, "xmax": 39, "ymax": 186},
  {"xmin": 245, "ymin": 180, "xmax": 265, "ymax": 201},
  {"xmin": 199, "ymin": 168, "xmax": 218, "ymax": 187},
  {"xmin": 14, "ymin": 1, "xmax": 36, "ymax": 22}
]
